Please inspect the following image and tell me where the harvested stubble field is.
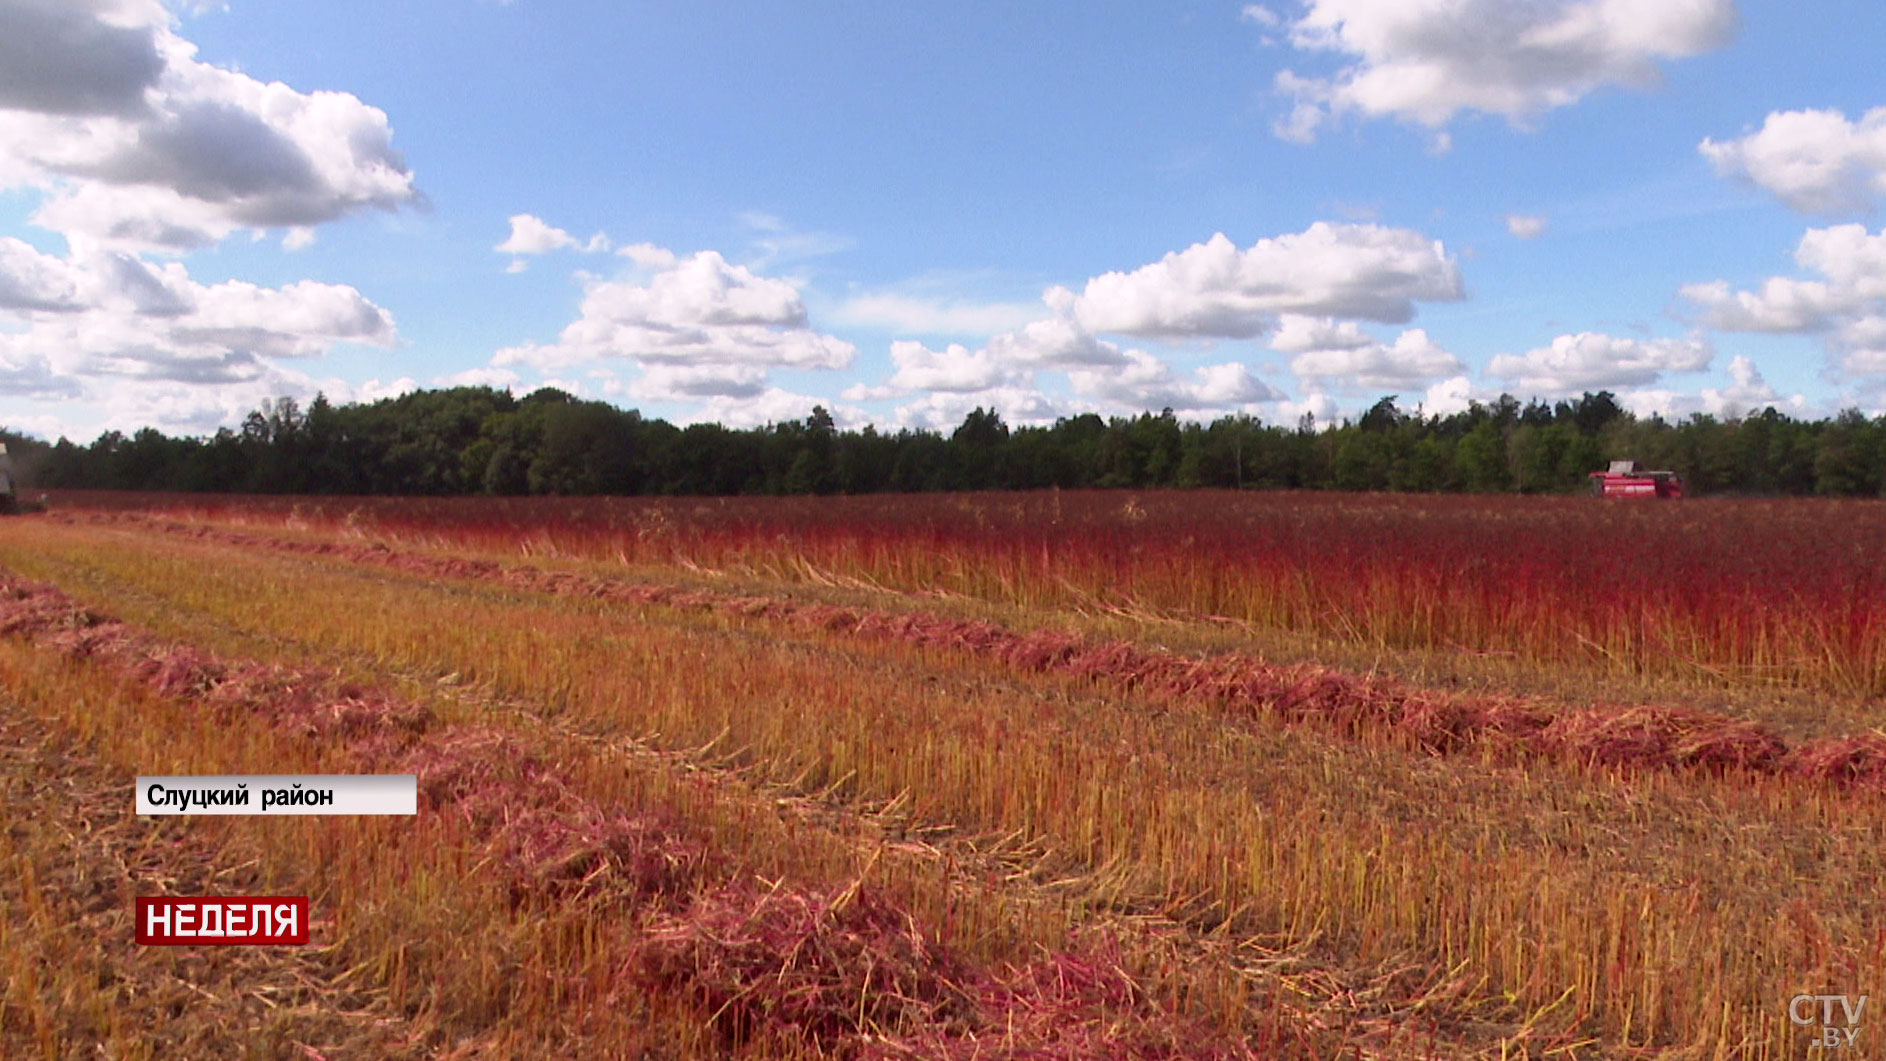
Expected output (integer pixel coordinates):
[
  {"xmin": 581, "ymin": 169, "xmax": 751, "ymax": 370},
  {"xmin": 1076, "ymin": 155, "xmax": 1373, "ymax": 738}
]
[{"xmin": 3, "ymin": 491, "xmax": 1885, "ymax": 1059}]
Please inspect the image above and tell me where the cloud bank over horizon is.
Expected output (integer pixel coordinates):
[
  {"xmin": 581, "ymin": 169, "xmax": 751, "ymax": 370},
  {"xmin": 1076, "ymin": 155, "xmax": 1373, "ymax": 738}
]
[{"xmin": 0, "ymin": 0, "xmax": 1878, "ymax": 442}]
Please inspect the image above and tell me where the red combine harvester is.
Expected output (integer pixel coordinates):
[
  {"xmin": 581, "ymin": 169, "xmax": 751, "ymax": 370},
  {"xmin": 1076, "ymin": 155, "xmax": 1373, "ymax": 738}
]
[{"xmin": 1588, "ymin": 460, "xmax": 1684, "ymax": 499}]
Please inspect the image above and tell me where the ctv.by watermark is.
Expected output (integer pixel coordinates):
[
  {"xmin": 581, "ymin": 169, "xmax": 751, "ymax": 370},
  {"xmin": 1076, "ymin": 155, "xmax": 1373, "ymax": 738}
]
[{"xmin": 1792, "ymin": 994, "xmax": 1867, "ymax": 1050}]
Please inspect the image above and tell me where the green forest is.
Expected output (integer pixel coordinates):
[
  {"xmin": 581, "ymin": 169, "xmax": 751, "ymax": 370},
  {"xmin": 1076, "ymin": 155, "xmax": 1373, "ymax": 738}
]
[{"xmin": 6, "ymin": 385, "xmax": 1886, "ymax": 497}]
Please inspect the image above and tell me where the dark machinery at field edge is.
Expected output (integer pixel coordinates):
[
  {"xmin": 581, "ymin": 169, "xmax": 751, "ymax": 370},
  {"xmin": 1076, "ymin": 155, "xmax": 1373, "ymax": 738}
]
[{"xmin": 0, "ymin": 443, "xmax": 17, "ymax": 514}]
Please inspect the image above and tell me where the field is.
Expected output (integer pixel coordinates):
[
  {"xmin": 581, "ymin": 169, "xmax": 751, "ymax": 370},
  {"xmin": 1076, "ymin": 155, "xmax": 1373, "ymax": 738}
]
[{"xmin": 2, "ymin": 489, "xmax": 1884, "ymax": 1059}]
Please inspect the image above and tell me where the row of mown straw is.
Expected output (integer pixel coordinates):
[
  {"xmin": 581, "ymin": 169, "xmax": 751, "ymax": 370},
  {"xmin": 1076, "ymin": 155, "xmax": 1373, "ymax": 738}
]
[
  {"xmin": 0, "ymin": 574, "xmax": 1297, "ymax": 1058},
  {"xmin": 98, "ymin": 513, "xmax": 1886, "ymax": 795}
]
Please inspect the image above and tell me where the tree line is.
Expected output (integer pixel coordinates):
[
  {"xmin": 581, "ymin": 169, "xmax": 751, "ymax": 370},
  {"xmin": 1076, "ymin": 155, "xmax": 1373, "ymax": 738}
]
[{"xmin": 5, "ymin": 385, "xmax": 1886, "ymax": 498}]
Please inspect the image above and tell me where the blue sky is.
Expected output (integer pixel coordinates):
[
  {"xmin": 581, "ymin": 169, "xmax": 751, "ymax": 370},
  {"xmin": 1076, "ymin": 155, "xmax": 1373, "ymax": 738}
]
[{"xmin": 5, "ymin": 0, "xmax": 1886, "ymax": 441}]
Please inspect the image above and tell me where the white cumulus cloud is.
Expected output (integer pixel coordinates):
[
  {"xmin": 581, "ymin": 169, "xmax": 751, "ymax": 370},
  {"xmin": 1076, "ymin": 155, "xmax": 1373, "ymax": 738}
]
[
  {"xmin": 1701, "ymin": 108, "xmax": 1886, "ymax": 216},
  {"xmin": 1269, "ymin": 0, "xmax": 1737, "ymax": 142},
  {"xmin": 491, "ymin": 244, "xmax": 856, "ymax": 420},
  {"xmin": 1487, "ymin": 331, "xmax": 1711, "ymax": 394},
  {"xmin": 0, "ymin": 0, "xmax": 167, "ymax": 119},
  {"xmin": 50, "ymin": 360, "xmax": 403, "ymax": 439},
  {"xmin": 495, "ymin": 213, "xmax": 611, "ymax": 262},
  {"xmin": 891, "ymin": 387, "xmax": 1065, "ymax": 432},
  {"xmin": 0, "ymin": 348, "xmax": 82, "ymax": 400},
  {"xmin": 1065, "ymin": 223, "xmax": 1463, "ymax": 338},
  {"xmin": 1680, "ymin": 276, "xmax": 1841, "ymax": 333},
  {"xmin": 0, "ymin": 0, "xmax": 418, "ymax": 435},
  {"xmin": 684, "ymin": 387, "xmax": 863, "ymax": 430},
  {"xmin": 1620, "ymin": 357, "xmax": 1811, "ymax": 419},
  {"xmin": 839, "ymin": 316, "xmax": 1131, "ymax": 405},
  {"xmin": 879, "ymin": 340, "xmax": 1016, "ymax": 394},
  {"xmin": 1290, "ymin": 328, "xmax": 1466, "ymax": 390},
  {"xmin": 1709, "ymin": 354, "xmax": 1806, "ymax": 414},
  {"xmin": 0, "ymin": 238, "xmax": 395, "ymax": 388},
  {"xmin": 0, "ymin": 236, "xmax": 88, "ymax": 311},
  {"xmin": 985, "ymin": 315, "xmax": 1132, "ymax": 368},
  {"xmin": 631, "ymin": 363, "xmax": 770, "ymax": 401},
  {"xmin": 1420, "ymin": 374, "xmax": 1477, "ymax": 417},
  {"xmin": 1068, "ymin": 350, "xmax": 1284, "ymax": 414},
  {"xmin": 1268, "ymin": 314, "xmax": 1373, "ymax": 353},
  {"xmin": 1682, "ymin": 224, "xmax": 1886, "ymax": 379},
  {"xmin": 0, "ymin": 3, "xmax": 419, "ymax": 251},
  {"xmin": 1271, "ymin": 392, "xmax": 1342, "ymax": 429},
  {"xmin": 494, "ymin": 247, "xmax": 855, "ymax": 371}
]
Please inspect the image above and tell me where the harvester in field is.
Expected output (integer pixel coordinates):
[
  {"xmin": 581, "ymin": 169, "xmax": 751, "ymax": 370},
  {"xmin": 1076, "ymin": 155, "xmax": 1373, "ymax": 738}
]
[{"xmin": 1588, "ymin": 459, "xmax": 1684, "ymax": 499}]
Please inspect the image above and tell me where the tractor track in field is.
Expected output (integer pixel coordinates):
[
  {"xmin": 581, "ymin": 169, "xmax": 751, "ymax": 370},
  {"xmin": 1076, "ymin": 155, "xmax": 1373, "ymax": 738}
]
[
  {"xmin": 59, "ymin": 510, "xmax": 1886, "ymax": 799},
  {"xmin": 0, "ymin": 565, "xmax": 1578, "ymax": 1059}
]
